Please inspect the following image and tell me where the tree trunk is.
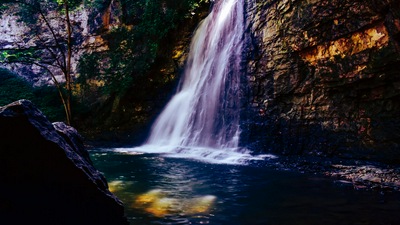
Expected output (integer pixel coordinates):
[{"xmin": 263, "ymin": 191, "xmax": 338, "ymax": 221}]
[{"xmin": 64, "ymin": 0, "xmax": 73, "ymax": 126}]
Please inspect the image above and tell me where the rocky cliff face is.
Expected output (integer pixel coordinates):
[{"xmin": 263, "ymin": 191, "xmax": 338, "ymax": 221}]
[
  {"xmin": 243, "ymin": 0, "xmax": 400, "ymax": 163},
  {"xmin": 0, "ymin": 3, "xmax": 109, "ymax": 86}
]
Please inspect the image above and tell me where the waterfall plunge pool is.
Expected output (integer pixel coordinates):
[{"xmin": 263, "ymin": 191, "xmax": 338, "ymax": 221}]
[
  {"xmin": 90, "ymin": 148, "xmax": 400, "ymax": 225},
  {"xmin": 87, "ymin": 0, "xmax": 400, "ymax": 223}
]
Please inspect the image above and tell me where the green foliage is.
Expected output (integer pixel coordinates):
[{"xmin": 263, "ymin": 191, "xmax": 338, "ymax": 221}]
[
  {"xmin": 78, "ymin": 0, "xmax": 208, "ymax": 97},
  {"xmin": 0, "ymin": 0, "xmax": 83, "ymax": 74},
  {"xmin": 77, "ymin": 53, "xmax": 101, "ymax": 81},
  {"xmin": 32, "ymin": 85, "xmax": 66, "ymax": 121},
  {"xmin": 1, "ymin": 0, "xmax": 85, "ymax": 125},
  {"xmin": 0, "ymin": 69, "xmax": 35, "ymax": 105},
  {"xmin": 84, "ymin": 0, "xmax": 111, "ymax": 12},
  {"xmin": 0, "ymin": 48, "xmax": 40, "ymax": 64},
  {"xmin": 0, "ymin": 69, "xmax": 64, "ymax": 121}
]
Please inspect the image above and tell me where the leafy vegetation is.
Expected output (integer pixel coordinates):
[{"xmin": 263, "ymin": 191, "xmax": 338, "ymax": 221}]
[
  {"xmin": 0, "ymin": 69, "xmax": 64, "ymax": 121},
  {"xmin": 1, "ymin": 0, "xmax": 209, "ymax": 131},
  {"xmin": 0, "ymin": 0, "xmax": 83, "ymax": 125},
  {"xmin": 78, "ymin": 0, "xmax": 209, "ymax": 97}
]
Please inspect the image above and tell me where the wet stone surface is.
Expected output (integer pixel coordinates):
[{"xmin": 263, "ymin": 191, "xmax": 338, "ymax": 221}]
[
  {"xmin": 328, "ymin": 164, "xmax": 400, "ymax": 191},
  {"xmin": 264, "ymin": 155, "xmax": 400, "ymax": 192}
]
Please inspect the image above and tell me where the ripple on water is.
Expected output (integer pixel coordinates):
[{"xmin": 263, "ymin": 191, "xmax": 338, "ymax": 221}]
[{"xmin": 90, "ymin": 150, "xmax": 400, "ymax": 225}]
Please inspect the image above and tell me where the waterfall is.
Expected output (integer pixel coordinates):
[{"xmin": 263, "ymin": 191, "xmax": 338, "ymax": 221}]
[
  {"xmin": 147, "ymin": 0, "xmax": 243, "ymax": 149},
  {"xmin": 115, "ymin": 0, "xmax": 275, "ymax": 164}
]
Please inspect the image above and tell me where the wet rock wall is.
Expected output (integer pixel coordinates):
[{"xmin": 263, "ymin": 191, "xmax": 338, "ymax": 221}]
[{"xmin": 242, "ymin": 0, "xmax": 400, "ymax": 163}]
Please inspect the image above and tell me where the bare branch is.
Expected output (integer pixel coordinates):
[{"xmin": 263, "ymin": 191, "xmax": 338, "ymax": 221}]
[
  {"xmin": 34, "ymin": 33, "xmax": 66, "ymax": 73},
  {"xmin": 36, "ymin": 5, "xmax": 67, "ymax": 69}
]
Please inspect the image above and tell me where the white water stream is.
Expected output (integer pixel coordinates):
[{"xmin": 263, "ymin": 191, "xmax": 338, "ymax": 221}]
[{"xmin": 115, "ymin": 0, "xmax": 275, "ymax": 164}]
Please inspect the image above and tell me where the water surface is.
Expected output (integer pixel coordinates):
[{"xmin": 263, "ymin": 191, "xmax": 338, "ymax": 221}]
[{"xmin": 90, "ymin": 149, "xmax": 400, "ymax": 225}]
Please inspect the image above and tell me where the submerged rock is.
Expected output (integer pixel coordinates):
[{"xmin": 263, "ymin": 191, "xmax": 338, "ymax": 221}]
[
  {"xmin": 0, "ymin": 100, "xmax": 128, "ymax": 225},
  {"xmin": 268, "ymin": 155, "xmax": 400, "ymax": 192}
]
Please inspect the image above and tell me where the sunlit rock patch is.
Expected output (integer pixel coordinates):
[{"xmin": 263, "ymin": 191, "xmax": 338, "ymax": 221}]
[{"xmin": 299, "ymin": 22, "xmax": 389, "ymax": 65}]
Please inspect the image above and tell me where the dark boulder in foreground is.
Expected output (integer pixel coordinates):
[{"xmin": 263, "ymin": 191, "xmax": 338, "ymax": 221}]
[{"xmin": 0, "ymin": 100, "xmax": 128, "ymax": 225}]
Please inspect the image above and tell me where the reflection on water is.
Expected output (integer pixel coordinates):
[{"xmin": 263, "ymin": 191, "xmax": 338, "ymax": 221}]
[
  {"xmin": 130, "ymin": 189, "xmax": 216, "ymax": 217},
  {"xmin": 91, "ymin": 150, "xmax": 400, "ymax": 225},
  {"xmin": 96, "ymin": 151, "xmax": 219, "ymax": 224}
]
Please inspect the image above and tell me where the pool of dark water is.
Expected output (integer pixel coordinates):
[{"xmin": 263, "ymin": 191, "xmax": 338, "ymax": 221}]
[{"xmin": 89, "ymin": 149, "xmax": 400, "ymax": 225}]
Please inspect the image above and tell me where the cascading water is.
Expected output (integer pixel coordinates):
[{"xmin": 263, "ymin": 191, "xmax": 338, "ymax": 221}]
[
  {"xmin": 115, "ymin": 0, "xmax": 275, "ymax": 164},
  {"xmin": 148, "ymin": 0, "xmax": 243, "ymax": 149}
]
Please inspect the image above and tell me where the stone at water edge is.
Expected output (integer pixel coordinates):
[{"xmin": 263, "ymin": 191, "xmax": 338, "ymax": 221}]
[
  {"xmin": 53, "ymin": 121, "xmax": 92, "ymax": 164},
  {"xmin": 0, "ymin": 99, "xmax": 129, "ymax": 225}
]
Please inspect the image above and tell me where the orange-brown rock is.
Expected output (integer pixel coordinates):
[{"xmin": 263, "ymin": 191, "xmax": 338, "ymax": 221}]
[{"xmin": 243, "ymin": 0, "xmax": 400, "ymax": 163}]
